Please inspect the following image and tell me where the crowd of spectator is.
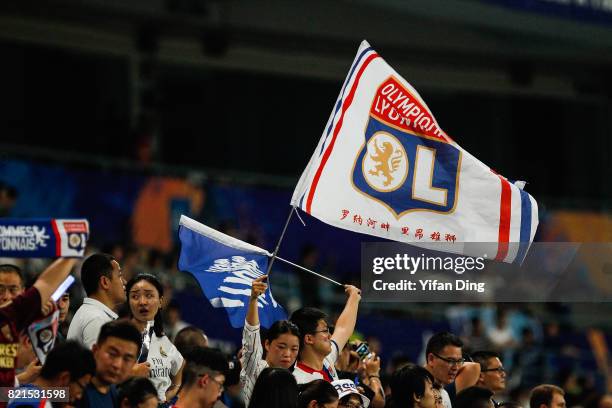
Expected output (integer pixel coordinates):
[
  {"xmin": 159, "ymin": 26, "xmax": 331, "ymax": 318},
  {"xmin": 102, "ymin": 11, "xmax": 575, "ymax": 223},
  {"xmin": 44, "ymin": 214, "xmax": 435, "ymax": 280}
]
[{"xmin": 0, "ymin": 250, "xmax": 610, "ymax": 408}]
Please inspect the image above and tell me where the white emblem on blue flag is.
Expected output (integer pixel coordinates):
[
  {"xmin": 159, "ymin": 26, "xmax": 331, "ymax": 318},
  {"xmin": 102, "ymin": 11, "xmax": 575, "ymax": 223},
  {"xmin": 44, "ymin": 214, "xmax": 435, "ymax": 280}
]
[
  {"xmin": 178, "ymin": 215, "xmax": 287, "ymax": 328},
  {"xmin": 206, "ymin": 256, "xmax": 279, "ymax": 310}
]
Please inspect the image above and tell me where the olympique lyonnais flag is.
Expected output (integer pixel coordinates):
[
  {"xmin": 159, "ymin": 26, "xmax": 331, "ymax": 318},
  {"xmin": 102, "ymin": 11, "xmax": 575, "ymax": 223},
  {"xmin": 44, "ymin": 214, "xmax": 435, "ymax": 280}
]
[
  {"xmin": 178, "ymin": 215, "xmax": 287, "ymax": 328},
  {"xmin": 27, "ymin": 309, "xmax": 60, "ymax": 364},
  {"xmin": 292, "ymin": 41, "xmax": 538, "ymax": 263},
  {"xmin": 0, "ymin": 219, "xmax": 89, "ymax": 258}
]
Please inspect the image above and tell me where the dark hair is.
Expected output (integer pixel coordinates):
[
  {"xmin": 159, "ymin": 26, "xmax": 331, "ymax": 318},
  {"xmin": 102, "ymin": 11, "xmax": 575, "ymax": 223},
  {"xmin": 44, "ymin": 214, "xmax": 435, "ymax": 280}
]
[
  {"xmin": 455, "ymin": 386, "xmax": 494, "ymax": 408},
  {"xmin": 182, "ymin": 347, "xmax": 228, "ymax": 388},
  {"xmin": 248, "ymin": 367, "xmax": 298, "ymax": 408},
  {"xmin": 125, "ymin": 273, "xmax": 164, "ymax": 337},
  {"xmin": 80, "ymin": 253, "xmax": 116, "ymax": 296},
  {"xmin": 425, "ymin": 332, "xmax": 463, "ymax": 357},
  {"xmin": 265, "ymin": 320, "xmax": 300, "ymax": 343},
  {"xmin": 0, "ymin": 264, "xmax": 24, "ymax": 287},
  {"xmin": 472, "ymin": 351, "xmax": 501, "ymax": 370},
  {"xmin": 174, "ymin": 326, "xmax": 208, "ymax": 357},
  {"xmin": 40, "ymin": 341, "xmax": 95, "ymax": 381},
  {"xmin": 497, "ymin": 402, "xmax": 523, "ymax": 408},
  {"xmin": 298, "ymin": 379, "xmax": 338, "ymax": 408},
  {"xmin": 117, "ymin": 377, "xmax": 158, "ymax": 407},
  {"xmin": 97, "ymin": 320, "xmax": 142, "ymax": 354},
  {"xmin": 530, "ymin": 384, "xmax": 564, "ymax": 408},
  {"xmin": 389, "ymin": 363, "xmax": 434, "ymax": 408},
  {"xmin": 290, "ymin": 307, "xmax": 327, "ymax": 349}
]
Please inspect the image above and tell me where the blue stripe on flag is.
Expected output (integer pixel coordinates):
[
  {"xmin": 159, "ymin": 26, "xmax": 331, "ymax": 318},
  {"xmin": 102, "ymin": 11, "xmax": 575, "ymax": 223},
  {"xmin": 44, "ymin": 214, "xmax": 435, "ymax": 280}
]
[
  {"xmin": 513, "ymin": 190, "xmax": 532, "ymax": 265},
  {"xmin": 318, "ymin": 47, "xmax": 373, "ymax": 157}
]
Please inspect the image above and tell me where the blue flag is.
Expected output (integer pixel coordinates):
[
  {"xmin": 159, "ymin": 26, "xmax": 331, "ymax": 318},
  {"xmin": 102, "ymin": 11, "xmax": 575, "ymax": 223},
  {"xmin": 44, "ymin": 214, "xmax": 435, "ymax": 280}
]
[{"xmin": 178, "ymin": 215, "xmax": 287, "ymax": 329}]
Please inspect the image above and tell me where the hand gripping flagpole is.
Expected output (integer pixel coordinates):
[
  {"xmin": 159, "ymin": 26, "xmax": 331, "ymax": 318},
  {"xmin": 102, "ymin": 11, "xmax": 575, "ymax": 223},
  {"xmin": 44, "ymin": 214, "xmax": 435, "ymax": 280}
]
[{"xmin": 265, "ymin": 206, "xmax": 296, "ymax": 275}]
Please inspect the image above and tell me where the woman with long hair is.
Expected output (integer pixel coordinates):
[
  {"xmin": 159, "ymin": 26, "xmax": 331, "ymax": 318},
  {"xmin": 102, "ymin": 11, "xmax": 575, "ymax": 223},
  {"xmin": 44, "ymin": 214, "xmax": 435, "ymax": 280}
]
[
  {"xmin": 248, "ymin": 367, "xmax": 299, "ymax": 408},
  {"xmin": 126, "ymin": 273, "xmax": 185, "ymax": 404}
]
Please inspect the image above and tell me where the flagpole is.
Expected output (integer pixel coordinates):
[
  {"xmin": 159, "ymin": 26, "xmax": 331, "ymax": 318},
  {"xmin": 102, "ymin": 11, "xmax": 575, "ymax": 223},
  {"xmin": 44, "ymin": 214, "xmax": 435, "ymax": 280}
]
[
  {"xmin": 275, "ymin": 256, "xmax": 344, "ymax": 287},
  {"xmin": 266, "ymin": 206, "xmax": 296, "ymax": 275}
]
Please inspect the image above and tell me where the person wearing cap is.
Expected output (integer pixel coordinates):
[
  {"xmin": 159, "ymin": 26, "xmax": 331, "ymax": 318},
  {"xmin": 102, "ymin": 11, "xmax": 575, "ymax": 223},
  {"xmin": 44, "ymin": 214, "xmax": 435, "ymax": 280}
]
[{"xmin": 332, "ymin": 379, "xmax": 370, "ymax": 408}]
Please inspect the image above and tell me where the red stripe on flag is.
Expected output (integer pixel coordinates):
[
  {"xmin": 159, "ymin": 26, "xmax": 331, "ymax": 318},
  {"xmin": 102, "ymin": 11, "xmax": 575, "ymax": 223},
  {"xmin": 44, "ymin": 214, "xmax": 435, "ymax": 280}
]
[
  {"xmin": 51, "ymin": 219, "xmax": 61, "ymax": 257},
  {"xmin": 305, "ymin": 52, "xmax": 379, "ymax": 214},
  {"xmin": 495, "ymin": 177, "xmax": 512, "ymax": 261}
]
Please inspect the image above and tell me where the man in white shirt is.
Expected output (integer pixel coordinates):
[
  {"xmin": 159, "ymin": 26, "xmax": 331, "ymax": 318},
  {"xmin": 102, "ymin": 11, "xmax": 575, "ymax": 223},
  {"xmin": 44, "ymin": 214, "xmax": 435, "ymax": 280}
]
[
  {"xmin": 290, "ymin": 285, "xmax": 361, "ymax": 384},
  {"xmin": 68, "ymin": 253, "xmax": 126, "ymax": 349}
]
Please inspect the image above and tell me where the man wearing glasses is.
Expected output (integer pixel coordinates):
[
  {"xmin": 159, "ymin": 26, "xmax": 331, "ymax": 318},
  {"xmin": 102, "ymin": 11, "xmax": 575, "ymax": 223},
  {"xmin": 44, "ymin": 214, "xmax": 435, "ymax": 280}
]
[
  {"xmin": 171, "ymin": 347, "xmax": 228, "ymax": 408},
  {"xmin": 472, "ymin": 351, "xmax": 506, "ymax": 404},
  {"xmin": 424, "ymin": 332, "xmax": 481, "ymax": 408},
  {"xmin": 290, "ymin": 285, "xmax": 362, "ymax": 384}
]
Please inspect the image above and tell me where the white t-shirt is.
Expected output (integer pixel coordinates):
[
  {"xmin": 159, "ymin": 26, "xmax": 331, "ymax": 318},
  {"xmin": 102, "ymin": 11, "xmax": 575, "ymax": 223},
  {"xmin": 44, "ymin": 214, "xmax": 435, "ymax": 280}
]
[
  {"xmin": 293, "ymin": 340, "xmax": 340, "ymax": 384},
  {"xmin": 67, "ymin": 297, "xmax": 118, "ymax": 349},
  {"xmin": 147, "ymin": 332, "xmax": 184, "ymax": 402},
  {"xmin": 441, "ymin": 387, "xmax": 452, "ymax": 408}
]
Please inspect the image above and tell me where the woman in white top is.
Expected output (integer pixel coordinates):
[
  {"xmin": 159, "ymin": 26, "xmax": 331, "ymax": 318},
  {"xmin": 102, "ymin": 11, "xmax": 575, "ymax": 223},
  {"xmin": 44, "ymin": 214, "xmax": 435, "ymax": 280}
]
[
  {"xmin": 126, "ymin": 273, "xmax": 185, "ymax": 403},
  {"xmin": 240, "ymin": 275, "xmax": 300, "ymax": 407}
]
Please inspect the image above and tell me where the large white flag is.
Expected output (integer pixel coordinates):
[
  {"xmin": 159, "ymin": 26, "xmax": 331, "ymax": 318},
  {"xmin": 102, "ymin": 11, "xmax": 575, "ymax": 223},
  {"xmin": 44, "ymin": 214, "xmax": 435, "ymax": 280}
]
[{"xmin": 291, "ymin": 41, "xmax": 538, "ymax": 263}]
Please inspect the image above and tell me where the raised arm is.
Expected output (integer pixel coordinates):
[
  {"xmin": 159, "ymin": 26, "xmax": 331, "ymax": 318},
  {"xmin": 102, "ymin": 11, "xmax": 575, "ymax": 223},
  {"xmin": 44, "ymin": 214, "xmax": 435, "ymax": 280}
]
[
  {"xmin": 331, "ymin": 285, "xmax": 361, "ymax": 351},
  {"xmin": 240, "ymin": 276, "xmax": 268, "ymax": 405},
  {"xmin": 455, "ymin": 361, "xmax": 481, "ymax": 393},
  {"xmin": 33, "ymin": 258, "xmax": 77, "ymax": 304},
  {"xmin": 246, "ymin": 275, "xmax": 267, "ymax": 326}
]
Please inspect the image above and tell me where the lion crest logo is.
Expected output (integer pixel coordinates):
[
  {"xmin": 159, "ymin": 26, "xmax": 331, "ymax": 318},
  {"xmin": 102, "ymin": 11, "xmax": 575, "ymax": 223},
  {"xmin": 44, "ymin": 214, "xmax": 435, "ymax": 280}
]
[
  {"xmin": 362, "ymin": 133, "xmax": 408, "ymax": 192},
  {"xmin": 32, "ymin": 226, "xmax": 50, "ymax": 247},
  {"xmin": 352, "ymin": 116, "xmax": 460, "ymax": 218}
]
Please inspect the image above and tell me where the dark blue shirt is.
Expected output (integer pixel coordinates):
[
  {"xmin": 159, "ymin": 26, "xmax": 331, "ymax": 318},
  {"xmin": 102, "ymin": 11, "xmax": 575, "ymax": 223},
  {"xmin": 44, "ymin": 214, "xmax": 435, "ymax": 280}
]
[{"xmin": 77, "ymin": 383, "xmax": 118, "ymax": 408}]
